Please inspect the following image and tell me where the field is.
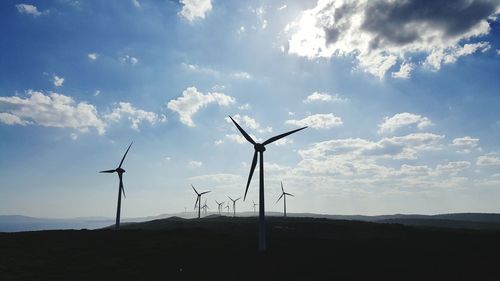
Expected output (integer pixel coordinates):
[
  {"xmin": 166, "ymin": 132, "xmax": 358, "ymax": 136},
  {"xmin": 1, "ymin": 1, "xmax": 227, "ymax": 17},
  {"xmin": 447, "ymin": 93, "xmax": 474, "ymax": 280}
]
[{"xmin": 1, "ymin": 216, "xmax": 500, "ymax": 281}]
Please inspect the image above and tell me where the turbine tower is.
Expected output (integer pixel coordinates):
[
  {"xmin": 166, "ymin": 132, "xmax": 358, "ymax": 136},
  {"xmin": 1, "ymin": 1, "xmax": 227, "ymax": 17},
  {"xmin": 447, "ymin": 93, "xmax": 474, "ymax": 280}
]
[
  {"xmin": 192, "ymin": 185, "xmax": 211, "ymax": 219},
  {"xmin": 99, "ymin": 142, "xmax": 133, "ymax": 230},
  {"xmin": 215, "ymin": 200, "xmax": 224, "ymax": 215},
  {"xmin": 229, "ymin": 116, "xmax": 307, "ymax": 251},
  {"xmin": 276, "ymin": 182, "xmax": 294, "ymax": 217},
  {"xmin": 227, "ymin": 196, "xmax": 241, "ymax": 217}
]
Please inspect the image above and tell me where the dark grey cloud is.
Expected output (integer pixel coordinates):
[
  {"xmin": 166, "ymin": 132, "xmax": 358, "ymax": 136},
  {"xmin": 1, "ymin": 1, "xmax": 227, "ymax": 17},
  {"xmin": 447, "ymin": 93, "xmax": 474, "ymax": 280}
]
[{"xmin": 362, "ymin": 0, "xmax": 498, "ymax": 48}]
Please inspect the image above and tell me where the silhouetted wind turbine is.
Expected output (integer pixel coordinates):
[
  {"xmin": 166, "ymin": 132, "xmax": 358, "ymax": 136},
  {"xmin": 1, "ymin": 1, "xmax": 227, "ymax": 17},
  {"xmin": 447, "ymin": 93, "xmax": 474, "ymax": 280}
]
[
  {"xmin": 192, "ymin": 185, "xmax": 211, "ymax": 219},
  {"xmin": 99, "ymin": 142, "xmax": 133, "ymax": 230},
  {"xmin": 225, "ymin": 204, "xmax": 230, "ymax": 215},
  {"xmin": 229, "ymin": 116, "xmax": 307, "ymax": 251},
  {"xmin": 227, "ymin": 196, "xmax": 241, "ymax": 217},
  {"xmin": 202, "ymin": 199, "xmax": 209, "ymax": 216},
  {"xmin": 276, "ymin": 182, "xmax": 294, "ymax": 217},
  {"xmin": 252, "ymin": 200, "xmax": 258, "ymax": 214},
  {"xmin": 215, "ymin": 200, "xmax": 224, "ymax": 215}
]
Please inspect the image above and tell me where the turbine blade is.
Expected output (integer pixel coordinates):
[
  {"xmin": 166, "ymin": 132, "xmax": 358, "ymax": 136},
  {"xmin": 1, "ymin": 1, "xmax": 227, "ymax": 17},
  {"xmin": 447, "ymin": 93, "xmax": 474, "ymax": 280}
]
[
  {"xmin": 194, "ymin": 196, "xmax": 199, "ymax": 209},
  {"xmin": 200, "ymin": 191, "xmax": 211, "ymax": 195},
  {"xmin": 276, "ymin": 193, "xmax": 284, "ymax": 203},
  {"xmin": 99, "ymin": 169, "xmax": 116, "ymax": 173},
  {"xmin": 281, "ymin": 181, "xmax": 284, "ymax": 193},
  {"xmin": 262, "ymin": 127, "xmax": 307, "ymax": 145},
  {"xmin": 286, "ymin": 193, "xmax": 294, "ymax": 197},
  {"xmin": 191, "ymin": 184, "xmax": 199, "ymax": 195},
  {"xmin": 228, "ymin": 116, "xmax": 256, "ymax": 145},
  {"xmin": 244, "ymin": 151, "xmax": 258, "ymax": 201},
  {"xmin": 227, "ymin": 196, "xmax": 233, "ymax": 202},
  {"xmin": 235, "ymin": 197, "xmax": 241, "ymax": 202},
  {"xmin": 118, "ymin": 142, "xmax": 133, "ymax": 169}
]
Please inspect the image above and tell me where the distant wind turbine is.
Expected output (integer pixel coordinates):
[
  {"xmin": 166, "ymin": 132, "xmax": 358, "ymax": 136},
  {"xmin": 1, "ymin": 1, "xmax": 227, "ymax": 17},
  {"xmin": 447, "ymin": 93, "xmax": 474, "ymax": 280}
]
[
  {"xmin": 99, "ymin": 142, "xmax": 133, "ymax": 230},
  {"xmin": 192, "ymin": 185, "xmax": 211, "ymax": 219},
  {"xmin": 215, "ymin": 200, "xmax": 224, "ymax": 215},
  {"xmin": 252, "ymin": 200, "xmax": 258, "ymax": 214},
  {"xmin": 228, "ymin": 116, "xmax": 307, "ymax": 251},
  {"xmin": 202, "ymin": 199, "xmax": 209, "ymax": 216},
  {"xmin": 225, "ymin": 204, "xmax": 230, "ymax": 215},
  {"xmin": 276, "ymin": 182, "xmax": 294, "ymax": 217},
  {"xmin": 227, "ymin": 196, "xmax": 241, "ymax": 217}
]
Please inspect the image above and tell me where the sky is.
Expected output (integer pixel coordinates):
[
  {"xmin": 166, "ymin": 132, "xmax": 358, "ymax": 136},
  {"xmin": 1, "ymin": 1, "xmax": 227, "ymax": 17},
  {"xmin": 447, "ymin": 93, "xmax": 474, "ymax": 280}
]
[{"xmin": 1, "ymin": 0, "xmax": 500, "ymax": 218}]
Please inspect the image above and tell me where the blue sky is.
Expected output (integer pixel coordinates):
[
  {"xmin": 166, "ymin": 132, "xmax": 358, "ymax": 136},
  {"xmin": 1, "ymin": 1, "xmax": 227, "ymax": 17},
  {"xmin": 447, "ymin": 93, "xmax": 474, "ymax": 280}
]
[{"xmin": 1, "ymin": 0, "xmax": 500, "ymax": 218}]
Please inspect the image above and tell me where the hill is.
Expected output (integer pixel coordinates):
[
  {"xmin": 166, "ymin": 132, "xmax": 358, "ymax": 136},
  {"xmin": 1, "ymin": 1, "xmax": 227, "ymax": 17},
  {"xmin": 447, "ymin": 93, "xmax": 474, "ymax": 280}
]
[{"xmin": 1, "ymin": 216, "xmax": 500, "ymax": 280}]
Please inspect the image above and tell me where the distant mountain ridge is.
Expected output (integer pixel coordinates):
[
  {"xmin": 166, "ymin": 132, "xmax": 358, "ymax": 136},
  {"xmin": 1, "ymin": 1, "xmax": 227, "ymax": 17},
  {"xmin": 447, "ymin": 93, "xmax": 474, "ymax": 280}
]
[{"xmin": 2, "ymin": 212, "xmax": 500, "ymax": 232}]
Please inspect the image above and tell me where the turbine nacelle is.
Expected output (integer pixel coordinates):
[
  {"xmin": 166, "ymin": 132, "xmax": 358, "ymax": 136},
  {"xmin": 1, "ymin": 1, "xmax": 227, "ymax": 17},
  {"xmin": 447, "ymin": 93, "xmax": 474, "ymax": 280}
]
[
  {"xmin": 254, "ymin": 143, "xmax": 266, "ymax": 152},
  {"xmin": 116, "ymin": 167, "xmax": 126, "ymax": 174}
]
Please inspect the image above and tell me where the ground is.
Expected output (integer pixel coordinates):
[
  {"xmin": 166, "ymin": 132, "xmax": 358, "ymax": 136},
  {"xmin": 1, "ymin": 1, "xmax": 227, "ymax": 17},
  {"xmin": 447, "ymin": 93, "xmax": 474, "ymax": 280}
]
[{"xmin": 1, "ymin": 216, "xmax": 500, "ymax": 281}]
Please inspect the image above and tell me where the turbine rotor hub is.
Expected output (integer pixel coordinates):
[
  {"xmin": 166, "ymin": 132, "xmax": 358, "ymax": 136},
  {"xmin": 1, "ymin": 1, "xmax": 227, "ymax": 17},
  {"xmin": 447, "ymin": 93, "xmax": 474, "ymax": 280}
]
[
  {"xmin": 116, "ymin": 167, "xmax": 126, "ymax": 174},
  {"xmin": 254, "ymin": 143, "xmax": 266, "ymax": 152}
]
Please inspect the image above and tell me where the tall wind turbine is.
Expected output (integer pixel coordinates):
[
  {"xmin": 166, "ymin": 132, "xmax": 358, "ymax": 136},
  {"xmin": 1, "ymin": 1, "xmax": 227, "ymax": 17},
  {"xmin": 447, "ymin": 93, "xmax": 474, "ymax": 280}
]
[
  {"xmin": 276, "ymin": 182, "xmax": 294, "ymax": 217},
  {"xmin": 227, "ymin": 196, "xmax": 241, "ymax": 217},
  {"xmin": 225, "ymin": 204, "xmax": 230, "ymax": 215},
  {"xmin": 252, "ymin": 200, "xmax": 258, "ymax": 214},
  {"xmin": 229, "ymin": 116, "xmax": 307, "ymax": 251},
  {"xmin": 215, "ymin": 200, "xmax": 224, "ymax": 215},
  {"xmin": 99, "ymin": 142, "xmax": 133, "ymax": 230},
  {"xmin": 192, "ymin": 185, "xmax": 211, "ymax": 219}
]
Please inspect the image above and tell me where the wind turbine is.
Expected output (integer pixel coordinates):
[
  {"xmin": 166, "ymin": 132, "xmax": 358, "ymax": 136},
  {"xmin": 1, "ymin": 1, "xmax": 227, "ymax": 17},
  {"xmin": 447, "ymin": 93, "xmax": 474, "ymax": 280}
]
[
  {"xmin": 228, "ymin": 116, "xmax": 307, "ymax": 251},
  {"xmin": 192, "ymin": 185, "xmax": 211, "ymax": 219},
  {"xmin": 99, "ymin": 142, "xmax": 133, "ymax": 230},
  {"xmin": 202, "ymin": 199, "xmax": 209, "ymax": 216},
  {"xmin": 227, "ymin": 196, "xmax": 241, "ymax": 217},
  {"xmin": 225, "ymin": 204, "xmax": 230, "ymax": 215},
  {"xmin": 276, "ymin": 182, "xmax": 294, "ymax": 217},
  {"xmin": 252, "ymin": 200, "xmax": 258, "ymax": 214},
  {"xmin": 215, "ymin": 200, "xmax": 224, "ymax": 215}
]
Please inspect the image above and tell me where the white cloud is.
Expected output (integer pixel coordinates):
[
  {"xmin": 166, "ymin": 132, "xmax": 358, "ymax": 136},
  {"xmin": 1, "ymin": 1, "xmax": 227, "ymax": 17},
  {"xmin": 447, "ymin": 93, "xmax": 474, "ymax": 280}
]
[
  {"xmin": 132, "ymin": 0, "xmax": 140, "ymax": 8},
  {"xmin": 237, "ymin": 26, "xmax": 246, "ymax": 34},
  {"xmin": 188, "ymin": 160, "xmax": 203, "ymax": 168},
  {"xmin": 88, "ymin": 53, "xmax": 98, "ymax": 60},
  {"xmin": 104, "ymin": 102, "xmax": 166, "ymax": 130},
  {"xmin": 0, "ymin": 90, "xmax": 106, "ymax": 134},
  {"xmin": 452, "ymin": 136, "xmax": 480, "ymax": 153},
  {"xmin": 16, "ymin": 4, "xmax": 43, "ymax": 17},
  {"xmin": 0, "ymin": 90, "xmax": 165, "ymax": 134},
  {"xmin": 286, "ymin": 113, "xmax": 343, "ymax": 129},
  {"xmin": 378, "ymin": 112, "xmax": 432, "ymax": 134},
  {"xmin": 285, "ymin": 0, "xmax": 499, "ymax": 79},
  {"xmin": 477, "ymin": 154, "xmax": 500, "ymax": 166},
  {"xmin": 238, "ymin": 104, "xmax": 251, "ymax": 110},
  {"xmin": 304, "ymin": 91, "xmax": 347, "ymax": 103},
  {"xmin": 94, "ymin": 90, "xmax": 101, "ymax": 97},
  {"xmin": 278, "ymin": 5, "xmax": 287, "ymax": 11},
  {"xmin": 181, "ymin": 63, "xmax": 220, "ymax": 77},
  {"xmin": 231, "ymin": 72, "xmax": 252, "ymax": 80},
  {"xmin": 273, "ymin": 137, "xmax": 294, "ymax": 146},
  {"xmin": 167, "ymin": 86, "xmax": 235, "ymax": 127},
  {"xmin": 0, "ymin": 112, "xmax": 29, "ymax": 126},
  {"xmin": 53, "ymin": 75, "xmax": 64, "ymax": 87},
  {"xmin": 436, "ymin": 161, "xmax": 471, "ymax": 175},
  {"xmin": 121, "ymin": 55, "xmax": 139, "ymax": 65},
  {"xmin": 391, "ymin": 62, "xmax": 414, "ymax": 79},
  {"xmin": 179, "ymin": 0, "xmax": 212, "ymax": 22}
]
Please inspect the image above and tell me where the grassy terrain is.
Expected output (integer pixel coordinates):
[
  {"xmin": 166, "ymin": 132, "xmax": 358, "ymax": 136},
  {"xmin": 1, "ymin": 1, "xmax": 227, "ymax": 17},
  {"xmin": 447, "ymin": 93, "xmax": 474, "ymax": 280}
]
[{"xmin": 1, "ymin": 216, "xmax": 500, "ymax": 281}]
